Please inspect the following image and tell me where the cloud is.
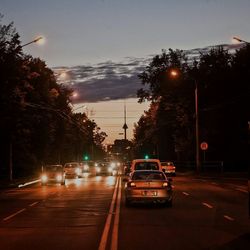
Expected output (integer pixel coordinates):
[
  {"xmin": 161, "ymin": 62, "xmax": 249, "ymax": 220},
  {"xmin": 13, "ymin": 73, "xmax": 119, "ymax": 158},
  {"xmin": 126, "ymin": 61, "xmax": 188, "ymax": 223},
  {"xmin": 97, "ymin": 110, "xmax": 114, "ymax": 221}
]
[
  {"xmin": 53, "ymin": 43, "xmax": 244, "ymax": 103},
  {"xmin": 53, "ymin": 57, "xmax": 150, "ymax": 103}
]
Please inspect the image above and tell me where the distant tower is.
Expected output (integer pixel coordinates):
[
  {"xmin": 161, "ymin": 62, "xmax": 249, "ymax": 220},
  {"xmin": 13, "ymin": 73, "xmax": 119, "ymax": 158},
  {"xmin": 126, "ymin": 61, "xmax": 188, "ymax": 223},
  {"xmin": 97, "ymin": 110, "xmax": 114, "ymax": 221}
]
[{"xmin": 122, "ymin": 102, "xmax": 128, "ymax": 140}]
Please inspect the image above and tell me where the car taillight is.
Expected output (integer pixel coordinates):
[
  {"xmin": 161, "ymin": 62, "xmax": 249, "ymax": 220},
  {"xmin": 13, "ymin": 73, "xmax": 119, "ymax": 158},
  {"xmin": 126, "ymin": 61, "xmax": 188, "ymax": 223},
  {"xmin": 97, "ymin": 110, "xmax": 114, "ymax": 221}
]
[
  {"xmin": 127, "ymin": 182, "xmax": 136, "ymax": 187},
  {"xmin": 162, "ymin": 182, "xmax": 169, "ymax": 187}
]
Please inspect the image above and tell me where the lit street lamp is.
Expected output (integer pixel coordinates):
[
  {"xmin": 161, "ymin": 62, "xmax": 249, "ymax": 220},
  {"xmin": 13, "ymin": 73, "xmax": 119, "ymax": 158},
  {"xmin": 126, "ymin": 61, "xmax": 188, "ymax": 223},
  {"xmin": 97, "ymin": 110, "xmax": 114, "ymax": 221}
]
[
  {"xmin": 170, "ymin": 69, "xmax": 200, "ymax": 173},
  {"xmin": 9, "ymin": 36, "xmax": 44, "ymax": 182},
  {"xmin": 233, "ymin": 36, "xmax": 250, "ymax": 45},
  {"xmin": 21, "ymin": 36, "xmax": 43, "ymax": 48}
]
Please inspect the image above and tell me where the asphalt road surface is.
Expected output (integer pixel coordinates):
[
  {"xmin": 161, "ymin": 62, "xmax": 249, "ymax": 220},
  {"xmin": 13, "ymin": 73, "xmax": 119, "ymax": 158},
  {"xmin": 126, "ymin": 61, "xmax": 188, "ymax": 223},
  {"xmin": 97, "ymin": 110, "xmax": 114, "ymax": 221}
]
[{"xmin": 0, "ymin": 174, "xmax": 249, "ymax": 250}]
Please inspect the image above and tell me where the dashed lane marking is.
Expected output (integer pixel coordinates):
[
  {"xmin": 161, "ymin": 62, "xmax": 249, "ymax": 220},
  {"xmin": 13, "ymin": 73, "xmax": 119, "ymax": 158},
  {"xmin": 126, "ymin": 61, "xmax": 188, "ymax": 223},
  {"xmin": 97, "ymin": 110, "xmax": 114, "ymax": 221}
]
[
  {"xmin": 224, "ymin": 215, "xmax": 235, "ymax": 221},
  {"xmin": 182, "ymin": 192, "xmax": 190, "ymax": 196},
  {"xmin": 202, "ymin": 202, "xmax": 213, "ymax": 209},
  {"xmin": 3, "ymin": 208, "xmax": 26, "ymax": 221},
  {"xmin": 235, "ymin": 188, "xmax": 248, "ymax": 194},
  {"xmin": 29, "ymin": 201, "xmax": 39, "ymax": 207}
]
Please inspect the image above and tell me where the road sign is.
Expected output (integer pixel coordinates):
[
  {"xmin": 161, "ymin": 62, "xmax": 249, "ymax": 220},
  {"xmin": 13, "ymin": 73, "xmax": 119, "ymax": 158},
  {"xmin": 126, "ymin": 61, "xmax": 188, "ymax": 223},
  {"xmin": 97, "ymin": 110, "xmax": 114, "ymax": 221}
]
[{"xmin": 200, "ymin": 142, "xmax": 208, "ymax": 151}]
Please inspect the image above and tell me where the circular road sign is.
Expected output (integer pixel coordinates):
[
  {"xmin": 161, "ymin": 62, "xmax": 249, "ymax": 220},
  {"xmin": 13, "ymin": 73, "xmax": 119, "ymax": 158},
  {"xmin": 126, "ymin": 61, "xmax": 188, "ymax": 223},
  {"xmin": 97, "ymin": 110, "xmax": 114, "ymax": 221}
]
[{"xmin": 200, "ymin": 142, "xmax": 208, "ymax": 151}]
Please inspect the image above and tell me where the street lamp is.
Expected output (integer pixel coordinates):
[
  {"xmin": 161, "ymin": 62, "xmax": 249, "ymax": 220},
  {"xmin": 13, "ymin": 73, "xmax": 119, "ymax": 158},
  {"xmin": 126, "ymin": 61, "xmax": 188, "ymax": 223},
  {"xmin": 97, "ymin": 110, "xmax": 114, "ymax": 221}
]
[
  {"xmin": 169, "ymin": 69, "xmax": 200, "ymax": 173},
  {"xmin": 9, "ymin": 36, "xmax": 44, "ymax": 182},
  {"xmin": 21, "ymin": 36, "xmax": 44, "ymax": 48},
  {"xmin": 233, "ymin": 36, "xmax": 250, "ymax": 44}
]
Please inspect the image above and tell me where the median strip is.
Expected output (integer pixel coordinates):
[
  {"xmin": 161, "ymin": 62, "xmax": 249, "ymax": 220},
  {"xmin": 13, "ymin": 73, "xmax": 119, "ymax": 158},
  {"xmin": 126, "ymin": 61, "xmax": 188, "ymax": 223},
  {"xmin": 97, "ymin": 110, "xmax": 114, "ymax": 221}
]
[
  {"xmin": 3, "ymin": 208, "xmax": 26, "ymax": 221},
  {"xmin": 111, "ymin": 177, "xmax": 121, "ymax": 250},
  {"xmin": 98, "ymin": 177, "xmax": 120, "ymax": 250}
]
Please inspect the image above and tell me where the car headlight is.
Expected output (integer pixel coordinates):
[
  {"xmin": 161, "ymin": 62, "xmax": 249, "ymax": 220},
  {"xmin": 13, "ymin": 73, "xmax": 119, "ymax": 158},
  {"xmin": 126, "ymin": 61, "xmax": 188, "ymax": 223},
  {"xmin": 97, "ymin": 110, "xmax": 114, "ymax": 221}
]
[
  {"xmin": 110, "ymin": 162, "xmax": 115, "ymax": 168},
  {"xmin": 96, "ymin": 167, "xmax": 101, "ymax": 172},
  {"xmin": 162, "ymin": 182, "xmax": 169, "ymax": 187},
  {"xmin": 108, "ymin": 167, "xmax": 113, "ymax": 172},
  {"xmin": 75, "ymin": 168, "xmax": 81, "ymax": 175},
  {"xmin": 83, "ymin": 165, "xmax": 89, "ymax": 171},
  {"xmin": 56, "ymin": 174, "xmax": 63, "ymax": 182},
  {"xmin": 41, "ymin": 174, "xmax": 48, "ymax": 183}
]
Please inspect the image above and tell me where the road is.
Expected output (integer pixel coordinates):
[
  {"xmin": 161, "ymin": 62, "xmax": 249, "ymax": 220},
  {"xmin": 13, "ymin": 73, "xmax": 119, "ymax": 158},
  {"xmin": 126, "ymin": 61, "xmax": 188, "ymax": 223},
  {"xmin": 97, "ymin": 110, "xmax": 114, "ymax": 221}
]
[{"xmin": 0, "ymin": 174, "xmax": 249, "ymax": 250}]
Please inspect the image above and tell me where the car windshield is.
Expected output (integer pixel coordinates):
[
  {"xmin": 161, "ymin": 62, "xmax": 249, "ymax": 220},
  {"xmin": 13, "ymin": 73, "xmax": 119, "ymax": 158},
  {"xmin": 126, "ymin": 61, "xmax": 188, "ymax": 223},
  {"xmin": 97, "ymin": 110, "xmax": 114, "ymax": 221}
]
[
  {"xmin": 134, "ymin": 162, "xmax": 159, "ymax": 170},
  {"xmin": 44, "ymin": 166, "xmax": 62, "ymax": 172},
  {"xmin": 132, "ymin": 171, "xmax": 165, "ymax": 180}
]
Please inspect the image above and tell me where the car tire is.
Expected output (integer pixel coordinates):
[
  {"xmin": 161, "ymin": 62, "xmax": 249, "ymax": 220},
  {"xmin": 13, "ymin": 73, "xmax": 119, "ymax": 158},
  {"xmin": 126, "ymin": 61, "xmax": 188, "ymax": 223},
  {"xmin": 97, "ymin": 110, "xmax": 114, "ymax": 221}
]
[
  {"xmin": 165, "ymin": 199, "xmax": 173, "ymax": 207},
  {"xmin": 125, "ymin": 198, "xmax": 131, "ymax": 207}
]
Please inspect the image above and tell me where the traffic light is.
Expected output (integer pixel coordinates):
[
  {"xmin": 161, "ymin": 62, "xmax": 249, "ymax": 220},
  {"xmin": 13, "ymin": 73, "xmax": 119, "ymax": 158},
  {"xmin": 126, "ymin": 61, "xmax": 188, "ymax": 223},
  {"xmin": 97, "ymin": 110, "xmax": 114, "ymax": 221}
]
[
  {"xmin": 144, "ymin": 154, "xmax": 149, "ymax": 159},
  {"xmin": 83, "ymin": 155, "xmax": 89, "ymax": 161}
]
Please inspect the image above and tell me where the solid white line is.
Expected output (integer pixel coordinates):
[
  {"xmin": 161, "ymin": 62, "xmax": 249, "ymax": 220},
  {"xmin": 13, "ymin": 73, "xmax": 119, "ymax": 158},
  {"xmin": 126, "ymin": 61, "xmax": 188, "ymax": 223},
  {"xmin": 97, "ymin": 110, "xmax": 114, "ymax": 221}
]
[
  {"xmin": 18, "ymin": 179, "xmax": 40, "ymax": 188},
  {"xmin": 202, "ymin": 202, "xmax": 213, "ymax": 209},
  {"xmin": 98, "ymin": 177, "xmax": 119, "ymax": 250},
  {"xmin": 29, "ymin": 201, "xmax": 39, "ymax": 207},
  {"xmin": 224, "ymin": 215, "xmax": 235, "ymax": 221},
  {"xmin": 3, "ymin": 208, "xmax": 26, "ymax": 221},
  {"xmin": 182, "ymin": 192, "xmax": 190, "ymax": 196},
  {"xmin": 111, "ymin": 177, "xmax": 121, "ymax": 250}
]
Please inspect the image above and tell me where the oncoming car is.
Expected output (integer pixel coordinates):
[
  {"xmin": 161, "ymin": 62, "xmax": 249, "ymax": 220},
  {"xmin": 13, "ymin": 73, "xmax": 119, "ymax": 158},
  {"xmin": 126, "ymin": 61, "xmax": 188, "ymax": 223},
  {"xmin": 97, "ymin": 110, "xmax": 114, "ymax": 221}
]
[
  {"xmin": 41, "ymin": 165, "xmax": 65, "ymax": 185},
  {"xmin": 95, "ymin": 162, "xmax": 114, "ymax": 176},
  {"xmin": 64, "ymin": 162, "xmax": 82, "ymax": 178},
  {"xmin": 124, "ymin": 170, "xmax": 173, "ymax": 207},
  {"xmin": 161, "ymin": 161, "xmax": 176, "ymax": 176}
]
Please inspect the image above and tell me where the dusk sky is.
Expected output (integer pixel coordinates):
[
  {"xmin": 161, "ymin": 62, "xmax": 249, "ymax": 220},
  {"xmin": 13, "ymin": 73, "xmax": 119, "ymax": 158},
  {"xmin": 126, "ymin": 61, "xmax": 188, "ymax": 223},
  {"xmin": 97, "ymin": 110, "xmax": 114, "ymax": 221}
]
[{"xmin": 1, "ymin": 0, "xmax": 250, "ymax": 142}]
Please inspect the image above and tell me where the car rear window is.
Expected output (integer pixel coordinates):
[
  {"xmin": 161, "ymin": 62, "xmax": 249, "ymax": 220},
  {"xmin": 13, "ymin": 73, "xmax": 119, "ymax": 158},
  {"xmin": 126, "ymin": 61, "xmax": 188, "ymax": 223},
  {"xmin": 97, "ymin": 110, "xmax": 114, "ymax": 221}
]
[
  {"xmin": 134, "ymin": 162, "xmax": 159, "ymax": 170},
  {"xmin": 132, "ymin": 171, "xmax": 165, "ymax": 180}
]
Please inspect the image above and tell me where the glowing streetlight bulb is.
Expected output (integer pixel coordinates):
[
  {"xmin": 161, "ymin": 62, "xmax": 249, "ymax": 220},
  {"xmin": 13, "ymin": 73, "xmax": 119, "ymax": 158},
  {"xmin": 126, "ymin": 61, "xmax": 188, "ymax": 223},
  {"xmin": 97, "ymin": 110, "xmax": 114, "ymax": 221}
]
[{"xmin": 170, "ymin": 70, "xmax": 178, "ymax": 77}]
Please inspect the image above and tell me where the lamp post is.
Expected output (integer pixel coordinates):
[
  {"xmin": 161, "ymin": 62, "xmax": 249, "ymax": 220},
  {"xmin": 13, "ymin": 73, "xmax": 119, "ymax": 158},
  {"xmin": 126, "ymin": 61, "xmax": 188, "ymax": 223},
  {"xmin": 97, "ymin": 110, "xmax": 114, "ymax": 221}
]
[
  {"xmin": 170, "ymin": 69, "xmax": 200, "ymax": 173},
  {"xmin": 233, "ymin": 36, "xmax": 250, "ymax": 45},
  {"xmin": 9, "ymin": 36, "xmax": 43, "ymax": 182},
  {"xmin": 195, "ymin": 80, "xmax": 201, "ymax": 174},
  {"xmin": 233, "ymin": 36, "xmax": 250, "ymax": 218},
  {"xmin": 21, "ymin": 36, "xmax": 43, "ymax": 48}
]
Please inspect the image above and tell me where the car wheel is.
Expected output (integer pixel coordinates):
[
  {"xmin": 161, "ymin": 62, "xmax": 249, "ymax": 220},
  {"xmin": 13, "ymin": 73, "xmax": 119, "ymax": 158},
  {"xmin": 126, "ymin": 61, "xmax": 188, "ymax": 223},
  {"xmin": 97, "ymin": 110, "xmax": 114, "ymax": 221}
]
[{"xmin": 165, "ymin": 199, "xmax": 173, "ymax": 207}]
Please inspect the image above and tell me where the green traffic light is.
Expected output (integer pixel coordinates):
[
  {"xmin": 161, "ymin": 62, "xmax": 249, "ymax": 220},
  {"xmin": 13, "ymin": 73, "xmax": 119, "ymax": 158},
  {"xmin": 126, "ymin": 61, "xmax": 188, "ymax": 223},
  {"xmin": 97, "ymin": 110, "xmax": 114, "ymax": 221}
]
[
  {"xmin": 84, "ymin": 155, "xmax": 89, "ymax": 161},
  {"xmin": 144, "ymin": 155, "xmax": 149, "ymax": 159}
]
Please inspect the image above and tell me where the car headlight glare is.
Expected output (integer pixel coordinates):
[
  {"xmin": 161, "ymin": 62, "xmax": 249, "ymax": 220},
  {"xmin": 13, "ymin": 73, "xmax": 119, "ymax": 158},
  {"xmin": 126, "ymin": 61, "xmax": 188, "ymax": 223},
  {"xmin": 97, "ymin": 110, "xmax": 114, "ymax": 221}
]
[{"xmin": 41, "ymin": 174, "xmax": 48, "ymax": 183}]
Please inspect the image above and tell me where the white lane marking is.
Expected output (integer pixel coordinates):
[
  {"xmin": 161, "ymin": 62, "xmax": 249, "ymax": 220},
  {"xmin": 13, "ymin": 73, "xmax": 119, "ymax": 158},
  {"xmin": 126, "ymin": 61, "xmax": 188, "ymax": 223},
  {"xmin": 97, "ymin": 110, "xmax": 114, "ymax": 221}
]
[
  {"xmin": 18, "ymin": 179, "xmax": 40, "ymax": 188},
  {"xmin": 235, "ymin": 188, "xmax": 248, "ymax": 194},
  {"xmin": 29, "ymin": 201, "xmax": 39, "ymax": 207},
  {"xmin": 3, "ymin": 208, "xmax": 26, "ymax": 221},
  {"xmin": 224, "ymin": 215, "xmax": 235, "ymax": 221},
  {"xmin": 98, "ymin": 177, "xmax": 119, "ymax": 250},
  {"xmin": 182, "ymin": 192, "xmax": 190, "ymax": 196},
  {"xmin": 202, "ymin": 202, "xmax": 213, "ymax": 209},
  {"xmin": 111, "ymin": 177, "xmax": 121, "ymax": 250}
]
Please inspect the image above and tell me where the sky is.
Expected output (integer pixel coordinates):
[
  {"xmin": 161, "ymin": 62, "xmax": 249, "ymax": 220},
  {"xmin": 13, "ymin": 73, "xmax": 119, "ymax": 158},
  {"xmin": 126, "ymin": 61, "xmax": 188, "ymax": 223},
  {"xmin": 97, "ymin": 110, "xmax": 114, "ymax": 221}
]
[{"xmin": 1, "ymin": 0, "xmax": 250, "ymax": 142}]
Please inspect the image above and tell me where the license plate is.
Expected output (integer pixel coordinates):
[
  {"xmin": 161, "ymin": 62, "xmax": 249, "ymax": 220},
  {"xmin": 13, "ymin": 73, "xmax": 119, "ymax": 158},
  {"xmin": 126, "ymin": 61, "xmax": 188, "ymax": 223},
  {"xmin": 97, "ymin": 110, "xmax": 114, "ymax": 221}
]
[{"xmin": 142, "ymin": 191, "xmax": 157, "ymax": 196}]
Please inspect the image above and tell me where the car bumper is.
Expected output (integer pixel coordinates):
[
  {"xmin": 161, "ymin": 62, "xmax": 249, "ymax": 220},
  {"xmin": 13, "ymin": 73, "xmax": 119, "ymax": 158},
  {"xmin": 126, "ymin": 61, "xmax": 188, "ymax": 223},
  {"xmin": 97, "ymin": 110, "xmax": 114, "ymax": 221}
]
[{"xmin": 125, "ymin": 188, "xmax": 172, "ymax": 202}]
